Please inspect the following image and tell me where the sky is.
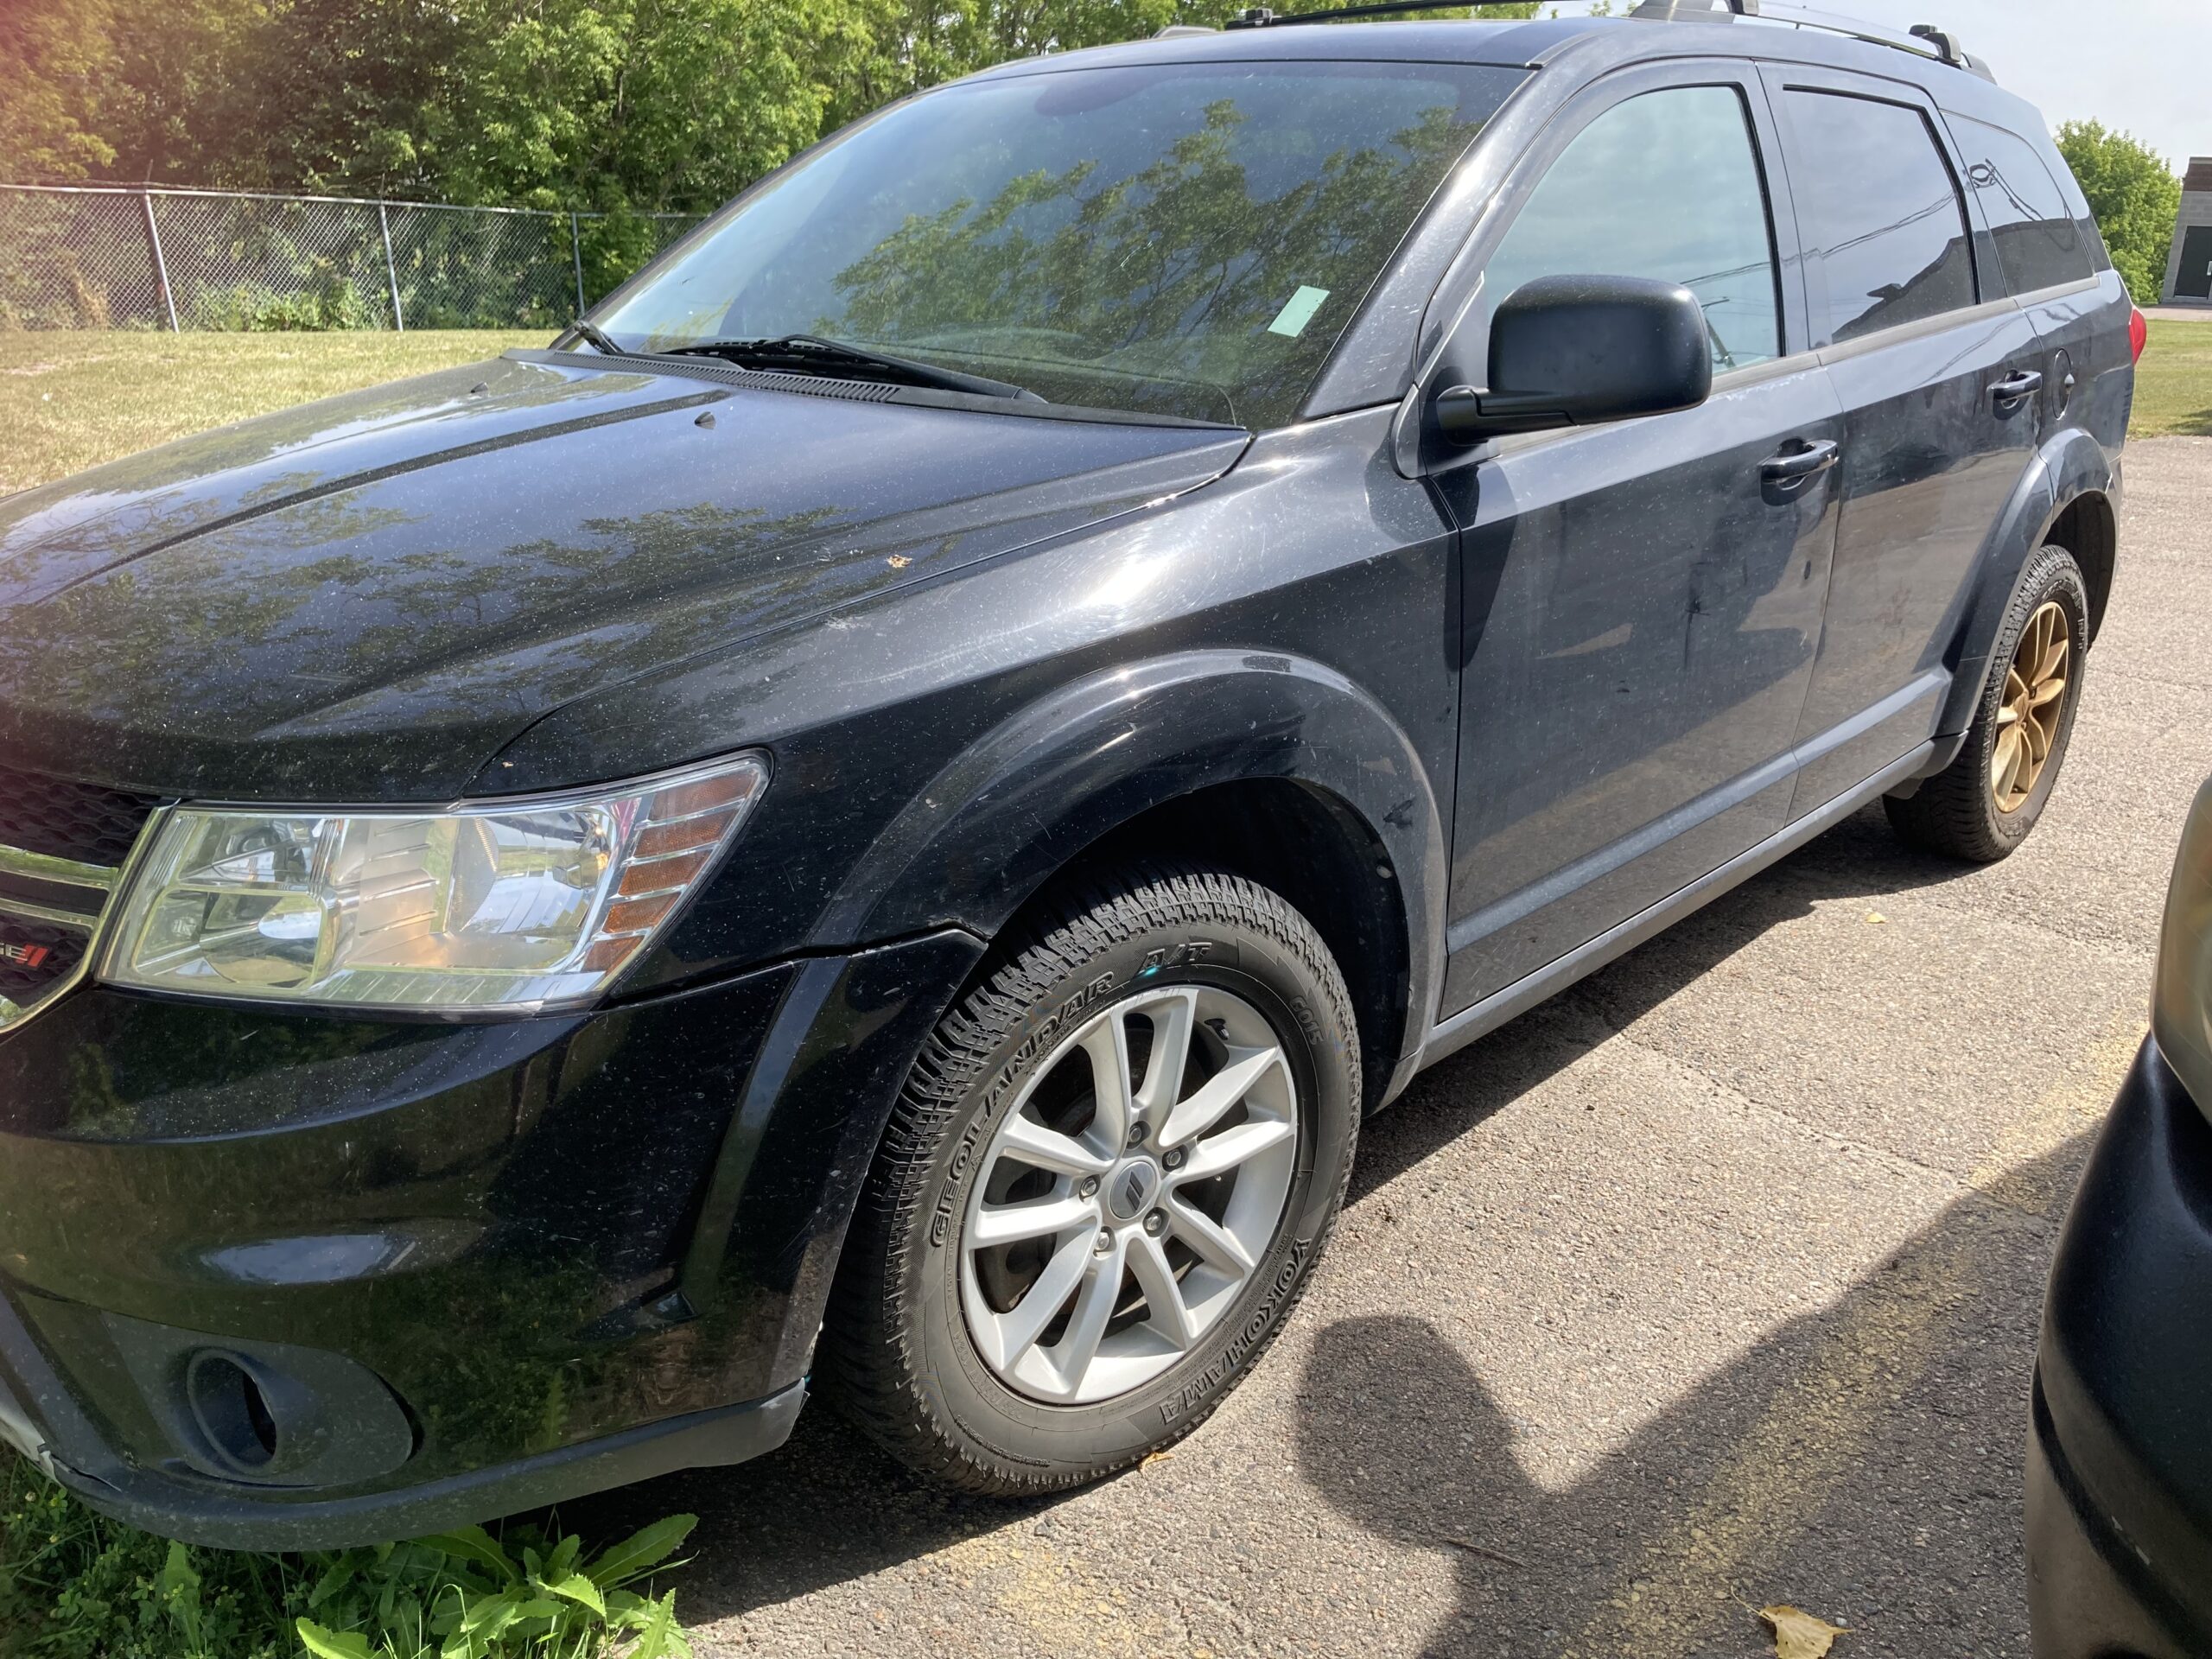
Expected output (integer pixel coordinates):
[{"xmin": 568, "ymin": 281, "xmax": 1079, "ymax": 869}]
[{"xmin": 1539, "ymin": 0, "xmax": 2212, "ymax": 171}]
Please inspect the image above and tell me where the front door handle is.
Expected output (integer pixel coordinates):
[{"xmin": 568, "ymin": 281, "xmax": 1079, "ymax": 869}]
[
  {"xmin": 1759, "ymin": 438, "xmax": 1840, "ymax": 483},
  {"xmin": 1991, "ymin": 370, "xmax": 2044, "ymax": 404}
]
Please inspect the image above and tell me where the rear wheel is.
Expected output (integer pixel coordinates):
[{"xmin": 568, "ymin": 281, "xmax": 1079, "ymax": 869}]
[
  {"xmin": 1885, "ymin": 543, "xmax": 2089, "ymax": 862},
  {"xmin": 821, "ymin": 863, "xmax": 1359, "ymax": 1495}
]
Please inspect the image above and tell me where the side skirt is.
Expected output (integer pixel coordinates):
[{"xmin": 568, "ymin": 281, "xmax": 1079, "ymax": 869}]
[{"xmin": 1410, "ymin": 741, "xmax": 1935, "ymax": 1079}]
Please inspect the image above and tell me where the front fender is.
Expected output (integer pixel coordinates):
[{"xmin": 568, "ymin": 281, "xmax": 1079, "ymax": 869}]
[
  {"xmin": 815, "ymin": 648, "xmax": 1450, "ymax": 1074},
  {"xmin": 1934, "ymin": 425, "xmax": 2115, "ymax": 742}
]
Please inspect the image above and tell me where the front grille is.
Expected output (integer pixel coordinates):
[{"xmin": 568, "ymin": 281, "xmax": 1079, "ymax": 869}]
[
  {"xmin": 0, "ymin": 918, "xmax": 84, "ymax": 1006},
  {"xmin": 0, "ymin": 760, "xmax": 162, "ymax": 868}
]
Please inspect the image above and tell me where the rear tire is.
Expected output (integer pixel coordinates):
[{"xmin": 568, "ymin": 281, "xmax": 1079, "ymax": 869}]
[
  {"xmin": 1885, "ymin": 543, "xmax": 2088, "ymax": 862},
  {"xmin": 820, "ymin": 862, "xmax": 1359, "ymax": 1496}
]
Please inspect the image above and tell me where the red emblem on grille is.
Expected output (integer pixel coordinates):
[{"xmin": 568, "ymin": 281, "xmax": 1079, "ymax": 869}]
[{"xmin": 0, "ymin": 939, "xmax": 53, "ymax": 970}]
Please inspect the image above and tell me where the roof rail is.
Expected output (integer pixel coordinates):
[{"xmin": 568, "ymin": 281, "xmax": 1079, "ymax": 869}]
[
  {"xmin": 1633, "ymin": 0, "xmax": 1991, "ymax": 77},
  {"xmin": 1224, "ymin": 0, "xmax": 1567, "ymax": 29},
  {"xmin": 1213, "ymin": 0, "xmax": 1992, "ymax": 80}
]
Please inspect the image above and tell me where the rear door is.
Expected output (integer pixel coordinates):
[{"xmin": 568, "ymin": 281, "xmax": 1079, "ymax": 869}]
[
  {"xmin": 1946, "ymin": 111, "xmax": 2128, "ymax": 462},
  {"xmin": 1432, "ymin": 61, "xmax": 1845, "ymax": 1014},
  {"xmin": 1762, "ymin": 66, "xmax": 2044, "ymax": 811}
]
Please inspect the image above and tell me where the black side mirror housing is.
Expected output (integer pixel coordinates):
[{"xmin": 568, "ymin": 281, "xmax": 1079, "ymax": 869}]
[{"xmin": 1434, "ymin": 273, "xmax": 1714, "ymax": 444}]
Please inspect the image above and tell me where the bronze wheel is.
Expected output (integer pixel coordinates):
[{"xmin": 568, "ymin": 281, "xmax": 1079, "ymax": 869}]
[
  {"xmin": 1884, "ymin": 543, "xmax": 2089, "ymax": 863},
  {"xmin": 1992, "ymin": 599, "xmax": 2070, "ymax": 813}
]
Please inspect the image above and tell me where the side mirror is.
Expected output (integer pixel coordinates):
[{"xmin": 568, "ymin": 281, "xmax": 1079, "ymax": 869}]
[{"xmin": 1434, "ymin": 273, "xmax": 1713, "ymax": 444}]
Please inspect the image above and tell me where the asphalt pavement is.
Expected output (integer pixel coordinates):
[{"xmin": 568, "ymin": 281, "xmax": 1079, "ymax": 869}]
[{"xmin": 569, "ymin": 435, "xmax": 2212, "ymax": 1658}]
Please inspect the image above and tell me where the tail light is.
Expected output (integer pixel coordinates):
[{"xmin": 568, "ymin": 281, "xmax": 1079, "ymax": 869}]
[{"xmin": 2129, "ymin": 306, "xmax": 2148, "ymax": 364}]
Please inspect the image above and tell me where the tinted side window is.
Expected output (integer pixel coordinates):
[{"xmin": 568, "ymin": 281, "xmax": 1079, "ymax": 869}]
[
  {"xmin": 1954, "ymin": 115, "xmax": 2095, "ymax": 294},
  {"xmin": 1482, "ymin": 85, "xmax": 1780, "ymax": 371},
  {"xmin": 1783, "ymin": 91, "xmax": 1975, "ymax": 344}
]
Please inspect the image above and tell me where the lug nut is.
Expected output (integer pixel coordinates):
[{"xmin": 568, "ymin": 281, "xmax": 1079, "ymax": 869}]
[
  {"xmin": 1127, "ymin": 1121, "xmax": 1147, "ymax": 1148},
  {"xmin": 1162, "ymin": 1147, "xmax": 1186, "ymax": 1171},
  {"xmin": 1143, "ymin": 1211, "xmax": 1166, "ymax": 1237},
  {"xmin": 1078, "ymin": 1176, "xmax": 1100, "ymax": 1198},
  {"xmin": 1094, "ymin": 1230, "xmax": 1115, "ymax": 1255}
]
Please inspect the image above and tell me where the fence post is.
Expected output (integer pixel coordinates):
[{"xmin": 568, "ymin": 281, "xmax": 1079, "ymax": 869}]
[
  {"xmin": 378, "ymin": 202, "xmax": 404, "ymax": 332},
  {"xmin": 139, "ymin": 190, "xmax": 179, "ymax": 332},
  {"xmin": 571, "ymin": 213, "xmax": 588, "ymax": 315}
]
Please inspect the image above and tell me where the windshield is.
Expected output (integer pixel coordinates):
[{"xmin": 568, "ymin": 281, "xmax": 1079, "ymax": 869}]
[{"xmin": 594, "ymin": 59, "xmax": 1526, "ymax": 428}]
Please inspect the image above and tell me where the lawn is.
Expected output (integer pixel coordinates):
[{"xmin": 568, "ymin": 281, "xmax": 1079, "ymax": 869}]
[
  {"xmin": 0, "ymin": 329, "xmax": 543, "ymax": 495},
  {"xmin": 2133, "ymin": 318, "xmax": 2212, "ymax": 439},
  {"xmin": 2, "ymin": 319, "xmax": 2206, "ymax": 498}
]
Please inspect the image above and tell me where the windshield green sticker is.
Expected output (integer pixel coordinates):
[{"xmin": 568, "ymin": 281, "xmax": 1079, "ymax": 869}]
[{"xmin": 1266, "ymin": 285, "xmax": 1331, "ymax": 339}]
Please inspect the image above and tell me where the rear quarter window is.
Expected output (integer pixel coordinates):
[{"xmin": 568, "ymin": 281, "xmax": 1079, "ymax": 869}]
[
  {"xmin": 1781, "ymin": 89, "xmax": 1977, "ymax": 345},
  {"xmin": 1950, "ymin": 114, "xmax": 2096, "ymax": 294}
]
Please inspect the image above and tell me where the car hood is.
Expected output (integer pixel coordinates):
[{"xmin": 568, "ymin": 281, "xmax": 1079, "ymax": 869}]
[{"xmin": 0, "ymin": 354, "xmax": 1247, "ymax": 802}]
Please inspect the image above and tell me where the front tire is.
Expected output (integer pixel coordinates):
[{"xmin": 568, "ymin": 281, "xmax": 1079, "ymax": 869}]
[
  {"xmin": 1885, "ymin": 543, "xmax": 2089, "ymax": 862},
  {"xmin": 821, "ymin": 863, "xmax": 1359, "ymax": 1496}
]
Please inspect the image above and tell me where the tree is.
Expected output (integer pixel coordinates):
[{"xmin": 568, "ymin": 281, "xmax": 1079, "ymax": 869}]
[
  {"xmin": 1, "ymin": 0, "xmax": 1548, "ymax": 303},
  {"xmin": 0, "ymin": 0, "xmax": 122, "ymax": 181},
  {"xmin": 2054, "ymin": 120, "xmax": 2180, "ymax": 305}
]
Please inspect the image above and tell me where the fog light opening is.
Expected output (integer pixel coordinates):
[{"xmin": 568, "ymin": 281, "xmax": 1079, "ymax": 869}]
[{"xmin": 185, "ymin": 1352, "xmax": 281, "ymax": 1473}]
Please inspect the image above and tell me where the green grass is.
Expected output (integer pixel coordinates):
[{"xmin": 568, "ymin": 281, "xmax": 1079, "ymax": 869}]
[
  {"xmin": 2133, "ymin": 318, "xmax": 2212, "ymax": 439},
  {"xmin": 0, "ymin": 330, "xmax": 543, "ymax": 495},
  {"xmin": 3, "ymin": 319, "xmax": 2206, "ymax": 500},
  {"xmin": 0, "ymin": 1456, "xmax": 699, "ymax": 1659}
]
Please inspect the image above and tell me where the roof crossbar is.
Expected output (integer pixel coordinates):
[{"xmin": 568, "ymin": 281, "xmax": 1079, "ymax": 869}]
[{"xmin": 1626, "ymin": 0, "xmax": 1758, "ymax": 16}]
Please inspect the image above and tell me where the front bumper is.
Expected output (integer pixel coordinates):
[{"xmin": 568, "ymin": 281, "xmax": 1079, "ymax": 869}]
[
  {"xmin": 0, "ymin": 928, "xmax": 982, "ymax": 1550},
  {"xmin": 2031, "ymin": 1034, "xmax": 2212, "ymax": 1657}
]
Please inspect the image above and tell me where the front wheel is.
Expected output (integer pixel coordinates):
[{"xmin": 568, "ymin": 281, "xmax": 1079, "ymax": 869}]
[
  {"xmin": 820, "ymin": 863, "xmax": 1359, "ymax": 1495},
  {"xmin": 1885, "ymin": 543, "xmax": 2089, "ymax": 862}
]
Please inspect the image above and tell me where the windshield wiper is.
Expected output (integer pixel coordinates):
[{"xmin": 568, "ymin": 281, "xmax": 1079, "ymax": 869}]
[
  {"xmin": 566, "ymin": 319, "xmax": 629, "ymax": 357},
  {"xmin": 657, "ymin": 334, "xmax": 1045, "ymax": 403}
]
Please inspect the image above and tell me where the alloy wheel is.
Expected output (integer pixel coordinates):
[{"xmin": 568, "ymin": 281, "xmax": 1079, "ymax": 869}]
[
  {"xmin": 1993, "ymin": 599, "xmax": 2070, "ymax": 813},
  {"xmin": 959, "ymin": 983, "xmax": 1299, "ymax": 1405}
]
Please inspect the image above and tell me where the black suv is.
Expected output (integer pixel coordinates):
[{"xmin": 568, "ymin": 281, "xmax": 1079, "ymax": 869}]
[
  {"xmin": 2031, "ymin": 774, "xmax": 2212, "ymax": 1659},
  {"xmin": 0, "ymin": 0, "xmax": 2137, "ymax": 1548}
]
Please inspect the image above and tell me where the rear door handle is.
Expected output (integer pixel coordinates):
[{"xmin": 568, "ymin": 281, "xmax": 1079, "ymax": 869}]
[
  {"xmin": 1991, "ymin": 370, "xmax": 2044, "ymax": 404},
  {"xmin": 1759, "ymin": 439, "xmax": 1840, "ymax": 482}
]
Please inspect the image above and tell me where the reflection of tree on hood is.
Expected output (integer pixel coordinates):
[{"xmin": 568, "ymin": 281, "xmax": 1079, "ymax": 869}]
[{"xmin": 826, "ymin": 101, "xmax": 1479, "ymax": 425}]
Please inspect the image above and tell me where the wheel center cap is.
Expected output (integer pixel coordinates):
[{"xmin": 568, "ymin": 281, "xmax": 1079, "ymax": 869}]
[{"xmin": 1107, "ymin": 1158, "xmax": 1161, "ymax": 1222}]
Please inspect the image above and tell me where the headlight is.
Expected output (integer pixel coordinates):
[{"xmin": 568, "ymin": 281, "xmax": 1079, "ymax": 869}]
[
  {"xmin": 2154, "ymin": 777, "xmax": 2212, "ymax": 1116},
  {"xmin": 104, "ymin": 754, "xmax": 768, "ymax": 1013}
]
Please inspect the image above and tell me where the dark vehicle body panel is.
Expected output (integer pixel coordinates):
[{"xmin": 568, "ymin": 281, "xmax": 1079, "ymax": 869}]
[
  {"xmin": 0, "ymin": 355, "xmax": 1247, "ymax": 802},
  {"xmin": 2031, "ymin": 1038, "xmax": 2212, "ymax": 1658},
  {"xmin": 0, "ymin": 10, "xmax": 2132, "ymax": 1547},
  {"xmin": 0, "ymin": 929, "xmax": 983, "ymax": 1548},
  {"xmin": 1764, "ymin": 61, "xmax": 2047, "ymax": 810},
  {"xmin": 1426, "ymin": 55, "xmax": 1843, "ymax": 1011}
]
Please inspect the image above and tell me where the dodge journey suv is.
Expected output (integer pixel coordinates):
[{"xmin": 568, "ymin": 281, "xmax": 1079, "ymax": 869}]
[{"xmin": 0, "ymin": 0, "xmax": 2138, "ymax": 1547}]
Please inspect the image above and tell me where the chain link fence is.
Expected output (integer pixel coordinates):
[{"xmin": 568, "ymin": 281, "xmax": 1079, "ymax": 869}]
[{"xmin": 0, "ymin": 183, "xmax": 707, "ymax": 331}]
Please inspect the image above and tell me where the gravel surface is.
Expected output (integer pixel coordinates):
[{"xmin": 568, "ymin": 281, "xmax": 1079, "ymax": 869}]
[{"xmin": 569, "ymin": 436, "xmax": 2212, "ymax": 1658}]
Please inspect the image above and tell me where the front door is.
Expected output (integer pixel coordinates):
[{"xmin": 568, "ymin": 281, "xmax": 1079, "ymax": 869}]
[
  {"xmin": 1764, "ymin": 68, "xmax": 2044, "ymax": 810},
  {"xmin": 1431, "ymin": 65, "xmax": 1844, "ymax": 1014}
]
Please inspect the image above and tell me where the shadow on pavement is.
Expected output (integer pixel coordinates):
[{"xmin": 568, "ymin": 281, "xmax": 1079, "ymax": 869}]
[
  {"xmin": 565, "ymin": 800, "xmax": 2054, "ymax": 1648},
  {"xmin": 1295, "ymin": 1137, "xmax": 2072, "ymax": 1659}
]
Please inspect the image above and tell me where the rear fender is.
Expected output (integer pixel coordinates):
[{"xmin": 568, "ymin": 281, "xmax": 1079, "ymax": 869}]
[{"xmin": 1933, "ymin": 426, "xmax": 2114, "ymax": 744}]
